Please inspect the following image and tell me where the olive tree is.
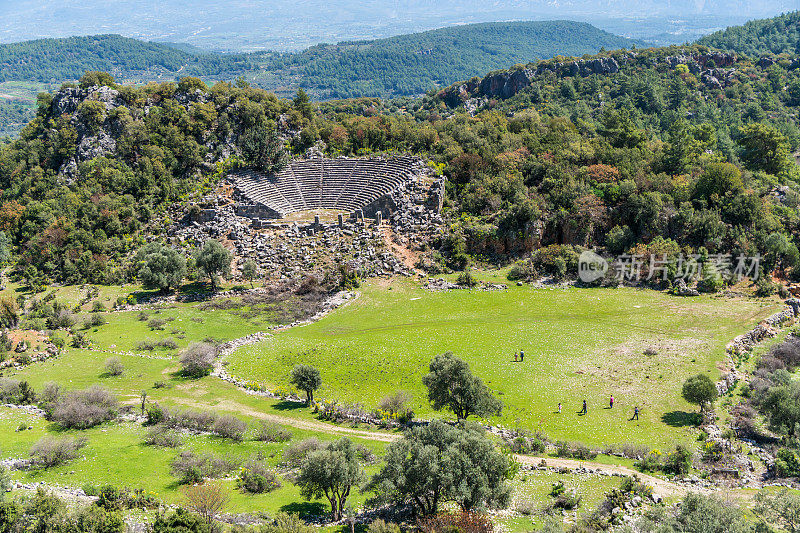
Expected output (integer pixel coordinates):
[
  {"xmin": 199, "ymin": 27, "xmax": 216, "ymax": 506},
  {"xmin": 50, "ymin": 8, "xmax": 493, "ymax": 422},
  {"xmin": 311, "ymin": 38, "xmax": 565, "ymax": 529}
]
[
  {"xmin": 368, "ymin": 420, "xmax": 511, "ymax": 516},
  {"xmin": 290, "ymin": 365, "xmax": 321, "ymax": 404},
  {"xmin": 194, "ymin": 240, "xmax": 231, "ymax": 292},
  {"xmin": 242, "ymin": 259, "xmax": 258, "ymax": 287},
  {"xmin": 681, "ymin": 374, "xmax": 718, "ymax": 413},
  {"xmin": 296, "ymin": 438, "xmax": 364, "ymax": 520},
  {"xmin": 422, "ymin": 352, "xmax": 502, "ymax": 420},
  {"xmin": 134, "ymin": 242, "xmax": 186, "ymax": 293}
]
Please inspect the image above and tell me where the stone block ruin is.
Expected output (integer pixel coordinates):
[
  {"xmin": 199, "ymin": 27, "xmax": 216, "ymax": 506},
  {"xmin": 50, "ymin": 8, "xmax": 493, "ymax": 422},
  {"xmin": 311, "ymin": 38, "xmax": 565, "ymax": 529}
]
[{"xmin": 170, "ymin": 156, "xmax": 445, "ymax": 281}]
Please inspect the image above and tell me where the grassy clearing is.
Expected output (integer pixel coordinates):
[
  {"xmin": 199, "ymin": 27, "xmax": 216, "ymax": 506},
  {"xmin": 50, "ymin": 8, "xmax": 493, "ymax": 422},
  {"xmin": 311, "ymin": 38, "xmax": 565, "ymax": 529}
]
[{"xmin": 227, "ymin": 277, "xmax": 781, "ymax": 448}]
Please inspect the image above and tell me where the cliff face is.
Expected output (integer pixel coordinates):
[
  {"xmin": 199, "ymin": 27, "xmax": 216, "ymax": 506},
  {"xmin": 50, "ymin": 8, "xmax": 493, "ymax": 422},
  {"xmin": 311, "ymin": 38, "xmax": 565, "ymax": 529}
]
[{"xmin": 440, "ymin": 50, "xmax": 740, "ymax": 106}]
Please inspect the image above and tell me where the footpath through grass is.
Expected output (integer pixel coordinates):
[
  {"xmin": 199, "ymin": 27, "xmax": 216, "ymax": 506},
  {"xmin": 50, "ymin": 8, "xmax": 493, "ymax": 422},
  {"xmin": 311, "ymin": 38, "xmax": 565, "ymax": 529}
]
[{"xmin": 228, "ymin": 277, "xmax": 781, "ymax": 448}]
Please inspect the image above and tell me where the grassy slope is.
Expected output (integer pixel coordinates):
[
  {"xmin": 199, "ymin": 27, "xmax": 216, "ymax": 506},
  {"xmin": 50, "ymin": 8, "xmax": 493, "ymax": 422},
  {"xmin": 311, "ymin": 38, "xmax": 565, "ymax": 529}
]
[{"xmin": 227, "ymin": 275, "xmax": 781, "ymax": 448}]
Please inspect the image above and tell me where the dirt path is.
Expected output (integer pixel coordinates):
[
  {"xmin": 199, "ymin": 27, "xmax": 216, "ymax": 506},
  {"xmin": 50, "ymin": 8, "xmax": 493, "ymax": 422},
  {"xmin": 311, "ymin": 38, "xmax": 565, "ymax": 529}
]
[
  {"xmin": 170, "ymin": 396, "xmax": 694, "ymax": 495},
  {"xmin": 171, "ymin": 396, "xmax": 401, "ymax": 443},
  {"xmin": 514, "ymin": 455, "xmax": 704, "ymax": 497}
]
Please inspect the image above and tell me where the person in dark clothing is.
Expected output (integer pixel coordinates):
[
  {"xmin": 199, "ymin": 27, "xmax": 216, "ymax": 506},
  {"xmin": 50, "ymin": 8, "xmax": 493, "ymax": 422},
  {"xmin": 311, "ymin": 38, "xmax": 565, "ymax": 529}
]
[
  {"xmin": 580, "ymin": 399, "xmax": 587, "ymax": 415},
  {"xmin": 631, "ymin": 406, "xmax": 639, "ymax": 420},
  {"xmin": 520, "ymin": 350, "xmax": 524, "ymax": 362},
  {"xmin": 610, "ymin": 395, "xmax": 614, "ymax": 408}
]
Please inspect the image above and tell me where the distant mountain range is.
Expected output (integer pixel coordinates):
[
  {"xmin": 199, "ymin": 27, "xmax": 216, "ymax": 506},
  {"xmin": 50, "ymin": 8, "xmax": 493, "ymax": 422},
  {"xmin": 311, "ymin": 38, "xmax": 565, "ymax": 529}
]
[
  {"xmin": 0, "ymin": 21, "xmax": 641, "ymax": 98},
  {"xmin": 1, "ymin": 0, "xmax": 793, "ymax": 51}
]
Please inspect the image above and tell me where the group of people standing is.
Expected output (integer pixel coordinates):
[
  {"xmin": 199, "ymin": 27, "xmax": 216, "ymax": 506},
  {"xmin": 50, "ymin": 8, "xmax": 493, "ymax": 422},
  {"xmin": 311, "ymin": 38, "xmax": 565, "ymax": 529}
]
[
  {"xmin": 557, "ymin": 396, "xmax": 640, "ymax": 420},
  {"xmin": 512, "ymin": 351, "xmax": 640, "ymax": 421}
]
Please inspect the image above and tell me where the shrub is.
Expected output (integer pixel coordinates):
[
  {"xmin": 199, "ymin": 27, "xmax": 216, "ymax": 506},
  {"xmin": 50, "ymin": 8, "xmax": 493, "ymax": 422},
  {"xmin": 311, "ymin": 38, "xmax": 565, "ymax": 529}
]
[
  {"xmin": 89, "ymin": 313, "xmax": 107, "ymax": 327},
  {"xmin": 663, "ymin": 445, "xmax": 693, "ymax": 475},
  {"xmin": 144, "ymin": 425, "xmax": 183, "ymax": 448},
  {"xmin": 553, "ymin": 490, "xmax": 582, "ymax": 510},
  {"xmin": 379, "ymin": 390, "xmax": 412, "ymax": 416},
  {"xmin": 179, "ymin": 342, "xmax": 216, "ymax": 378},
  {"xmin": 148, "ymin": 318, "xmax": 167, "ymax": 330},
  {"xmin": 91, "ymin": 301, "xmax": 106, "ymax": 313},
  {"xmin": 0, "ymin": 378, "xmax": 35, "ymax": 404},
  {"xmin": 255, "ymin": 420, "xmax": 292, "ymax": 443},
  {"xmin": 30, "ymin": 436, "xmax": 88, "ymax": 468},
  {"xmin": 96, "ymin": 485, "xmax": 124, "ymax": 511},
  {"xmin": 507, "ymin": 259, "xmax": 538, "ymax": 282},
  {"xmin": 419, "ymin": 511, "xmax": 493, "ymax": 533},
  {"xmin": 457, "ymin": 269, "xmax": 478, "ymax": 287},
  {"xmin": 51, "ymin": 385, "xmax": 118, "ymax": 429},
  {"xmin": 775, "ymin": 448, "xmax": 800, "ymax": 478},
  {"xmin": 755, "ymin": 277, "xmax": 777, "ymax": 297},
  {"xmin": 555, "ymin": 441, "xmax": 597, "ymax": 460},
  {"xmin": 211, "ymin": 415, "xmax": 247, "ymax": 441},
  {"xmin": 146, "ymin": 403, "xmax": 166, "ymax": 425},
  {"xmin": 171, "ymin": 451, "xmax": 239, "ymax": 484},
  {"xmin": 236, "ymin": 461, "xmax": 281, "ymax": 494},
  {"xmin": 635, "ymin": 450, "xmax": 663, "ymax": 472},
  {"xmin": 283, "ymin": 438, "xmax": 322, "ymax": 467},
  {"xmin": 104, "ymin": 357, "xmax": 124, "ymax": 376}
]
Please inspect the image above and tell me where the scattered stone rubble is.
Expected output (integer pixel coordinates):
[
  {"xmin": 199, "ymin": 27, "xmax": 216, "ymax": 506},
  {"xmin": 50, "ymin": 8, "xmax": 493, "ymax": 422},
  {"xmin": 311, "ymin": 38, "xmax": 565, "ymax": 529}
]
[
  {"xmin": 726, "ymin": 300, "xmax": 797, "ymax": 355},
  {"xmin": 170, "ymin": 167, "xmax": 444, "ymax": 282},
  {"xmin": 424, "ymin": 277, "xmax": 508, "ymax": 291}
]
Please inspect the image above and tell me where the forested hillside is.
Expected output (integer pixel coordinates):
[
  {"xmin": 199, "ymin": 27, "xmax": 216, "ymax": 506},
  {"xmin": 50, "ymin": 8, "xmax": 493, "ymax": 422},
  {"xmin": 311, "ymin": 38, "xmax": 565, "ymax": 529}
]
[
  {"xmin": 0, "ymin": 22, "xmax": 640, "ymax": 136},
  {"xmin": 0, "ymin": 34, "xmax": 261, "ymax": 83},
  {"xmin": 697, "ymin": 11, "xmax": 800, "ymax": 56},
  {"xmin": 263, "ymin": 21, "xmax": 641, "ymax": 98},
  {"xmin": 3, "ymin": 36, "xmax": 800, "ymax": 287}
]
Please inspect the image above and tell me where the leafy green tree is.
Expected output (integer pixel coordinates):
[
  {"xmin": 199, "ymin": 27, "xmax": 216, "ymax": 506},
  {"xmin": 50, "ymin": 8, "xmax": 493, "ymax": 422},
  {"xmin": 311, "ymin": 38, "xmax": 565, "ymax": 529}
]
[
  {"xmin": 194, "ymin": 240, "xmax": 231, "ymax": 292},
  {"xmin": 762, "ymin": 382, "xmax": 800, "ymax": 437},
  {"xmin": 134, "ymin": 242, "xmax": 186, "ymax": 293},
  {"xmin": 242, "ymin": 259, "xmax": 258, "ymax": 287},
  {"xmin": 239, "ymin": 123, "xmax": 288, "ymax": 173},
  {"xmin": 79, "ymin": 71, "xmax": 116, "ymax": 89},
  {"xmin": 755, "ymin": 488, "xmax": 800, "ymax": 533},
  {"xmin": 423, "ymin": 352, "xmax": 502, "ymax": 420},
  {"xmin": 693, "ymin": 163, "xmax": 743, "ymax": 205},
  {"xmin": 662, "ymin": 493, "xmax": 750, "ymax": 533},
  {"xmin": 296, "ymin": 438, "xmax": 364, "ymax": 520},
  {"xmin": 293, "ymin": 89, "xmax": 314, "ymax": 120},
  {"xmin": 368, "ymin": 420, "xmax": 511, "ymax": 515},
  {"xmin": 290, "ymin": 364, "xmax": 322, "ymax": 404},
  {"xmin": 737, "ymin": 123, "xmax": 791, "ymax": 176},
  {"xmin": 681, "ymin": 374, "xmax": 717, "ymax": 412}
]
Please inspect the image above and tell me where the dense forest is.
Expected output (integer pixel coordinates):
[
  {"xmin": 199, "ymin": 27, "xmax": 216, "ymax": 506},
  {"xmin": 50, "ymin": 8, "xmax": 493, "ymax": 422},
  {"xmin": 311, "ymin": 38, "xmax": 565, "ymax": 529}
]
[
  {"xmin": 264, "ymin": 21, "xmax": 641, "ymax": 99},
  {"xmin": 3, "ymin": 30, "xmax": 800, "ymax": 288},
  {"xmin": 0, "ymin": 35, "xmax": 262, "ymax": 83},
  {"xmin": 697, "ymin": 11, "xmax": 800, "ymax": 56}
]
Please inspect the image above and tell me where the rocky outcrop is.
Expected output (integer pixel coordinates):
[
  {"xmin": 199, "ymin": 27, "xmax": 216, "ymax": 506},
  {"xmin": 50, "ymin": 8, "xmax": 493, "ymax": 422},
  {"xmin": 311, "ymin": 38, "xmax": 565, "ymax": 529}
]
[{"xmin": 441, "ymin": 50, "xmax": 737, "ymax": 107}]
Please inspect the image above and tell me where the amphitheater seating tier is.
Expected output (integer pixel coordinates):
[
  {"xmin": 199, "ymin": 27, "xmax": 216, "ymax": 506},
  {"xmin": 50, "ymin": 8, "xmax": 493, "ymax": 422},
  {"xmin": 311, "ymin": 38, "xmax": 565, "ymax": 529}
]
[{"xmin": 232, "ymin": 157, "xmax": 417, "ymax": 218}]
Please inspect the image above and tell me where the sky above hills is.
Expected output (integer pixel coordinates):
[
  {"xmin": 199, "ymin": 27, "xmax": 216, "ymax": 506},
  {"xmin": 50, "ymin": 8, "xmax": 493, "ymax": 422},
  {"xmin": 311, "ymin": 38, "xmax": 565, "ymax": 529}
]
[{"xmin": 1, "ymin": 0, "xmax": 797, "ymax": 51}]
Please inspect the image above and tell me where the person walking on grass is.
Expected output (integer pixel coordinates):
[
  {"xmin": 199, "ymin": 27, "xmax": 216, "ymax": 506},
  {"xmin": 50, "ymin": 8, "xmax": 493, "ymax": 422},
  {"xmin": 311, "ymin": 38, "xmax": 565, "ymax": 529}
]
[
  {"xmin": 631, "ymin": 405, "xmax": 639, "ymax": 421},
  {"xmin": 514, "ymin": 352, "xmax": 518, "ymax": 362},
  {"xmin": 558, "ymin": 402, "xmax": 562, "ymax": 414},
  {"xmin": 610, "ymin": 395, "xmax": 614, "ymax": 409},
  {"xmin": 580, "ymin": 399, "xmax": 587, "ymax": 415},
  {"xmin": 520, "ymin": 350, "xmax": 524, "ymax": 362}
]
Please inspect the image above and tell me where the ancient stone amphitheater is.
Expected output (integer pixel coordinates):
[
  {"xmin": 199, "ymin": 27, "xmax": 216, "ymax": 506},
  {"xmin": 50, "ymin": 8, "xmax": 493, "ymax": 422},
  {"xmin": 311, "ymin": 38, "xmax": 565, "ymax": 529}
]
[{"xmin": 232, "ymin": 156, "xmax": 423, "ymax": 219}]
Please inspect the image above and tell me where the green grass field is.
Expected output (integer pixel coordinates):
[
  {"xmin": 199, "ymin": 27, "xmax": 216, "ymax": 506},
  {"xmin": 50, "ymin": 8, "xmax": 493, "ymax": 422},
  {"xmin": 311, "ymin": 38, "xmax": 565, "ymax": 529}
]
[
  {"xmin": 227, "ymin": 277, "xmax": 781, "ymax": 447},
  {"xmin": 0, "ymin": 275, "xmax": 785, "ymax": 521}
]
